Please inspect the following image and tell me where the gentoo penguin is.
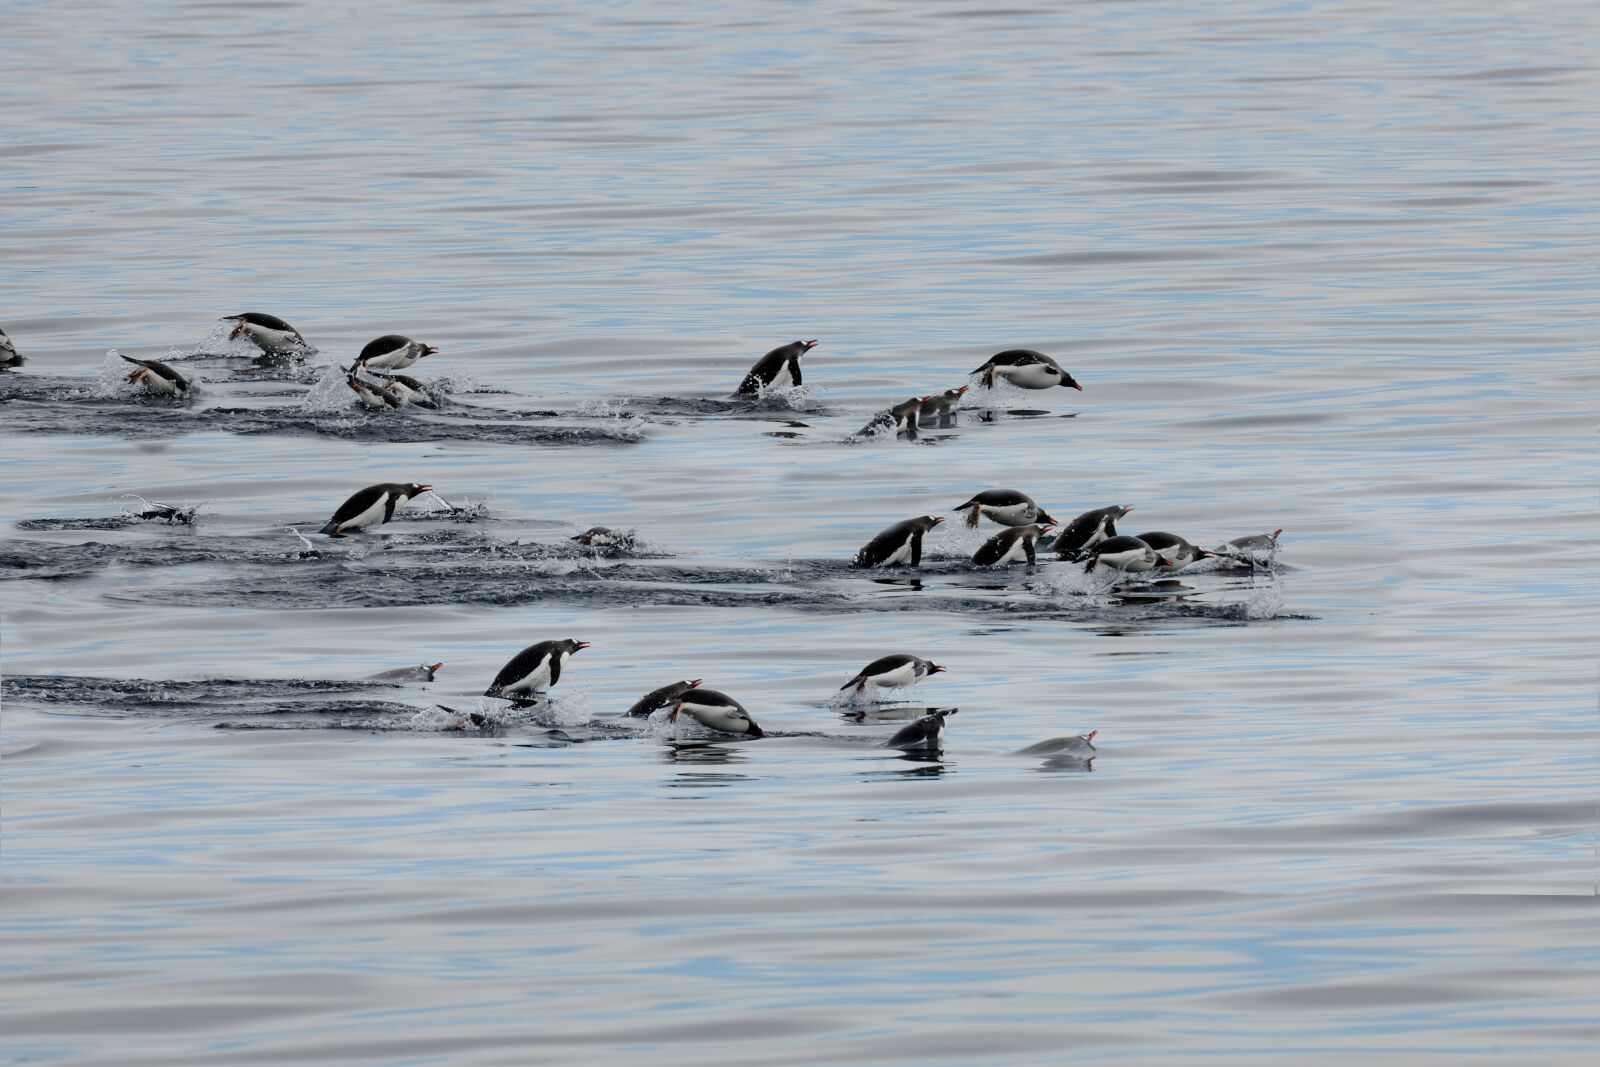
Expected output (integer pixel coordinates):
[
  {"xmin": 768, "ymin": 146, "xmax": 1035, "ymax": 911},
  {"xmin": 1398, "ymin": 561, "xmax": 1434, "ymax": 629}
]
[
  {"xmin": 885, "ymin": 708, "xmax": 956, "ymax": 751},
  {"xmin": 571, "ymin": 526, "xmax": 636, "ymax": 549},
  {"xmin": 347, "ymin": 371, "xmax": 400, "ymax": 409},
  {"xmin": 372, "ymin": 371, "xmax": 438, "ymax": 409},
  {"xmin": 838, "ymin": 653, "xmax": 946, "ymax": 695},
  {"xmin": 1082, "ymin": 534, "xmax": 1158, "ymax": 574},
  {"xmin": 669, "ymin": 688, "xmax": 764, "ymax": 736},
  {"xmin": 970, "ymin": 349, "xmax": 1082, "ymax": 391},
  {"xmin": 484, "ymin": 638, "xmax": 591, "ymax": 699},
  {"xmin": 319, "ymin": 482, "xmax": 433, "ymax": 537},
  {"xmin": 854, "ymin": 515, "xmax": 944, "ymax": 568},
  {"xmin": 953, "ymin": 488, "xmax": 1054, "ymax": 528},
  {"xmin": 1015, "ymin": 731, "xmax": 1098, "ymax": 755},
  {"xmin": 222, "ymin": 312, "xmax": 308, "ymax": 356},
  {"xmin": 351, "ymin": 334, "xmax": 439, "ymax": 373},
  {"xmin": 1053, "ymin": 504, "xmax": 1133, "ymax": 561},
  {"xmin": 1137, "ymin": 531, "xmax": 1214, "ymax": 572},
  {"xmin": 627, "ymin": 678, "xmax": 703, "ymax": 717},
  {"xmin": 918, "ymin": 385, "xmax": 967, "ymax": 425},
  {"xmin": 368, "ymin": 662, "xmax": 444, "ymax": 683},
  {"xmin": 119, "ymin": 355, "xmax": 189, "ymax": 396},
  {"xmin": 854, "ymin": 396, "xmax": 926, "ymax": 439},
  {"xmin": 973, "ymin": 521, "xmax": 1057, "ymax": 566},
  {"xmin": 1222, "ymin": 529, "xmax": 1284, "ymax": 556},
  {"xmin": 0, "ymin": 326, "xmax": 24, "ymax": 369},
  {"xmin": 736, "ymin": 339, "xmax": 817, "ymax": 395}
]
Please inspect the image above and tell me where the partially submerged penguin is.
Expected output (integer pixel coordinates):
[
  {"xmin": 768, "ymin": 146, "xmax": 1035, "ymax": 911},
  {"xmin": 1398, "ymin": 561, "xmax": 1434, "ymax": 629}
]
[
  {"xmin": 626, "ymin": 678, "xmax": 702, "ymax": 717},
  {"xmin": 571, "ymin": 526, "xmax": 636, "ymax": 549},
  {"xmin": 1082, "ymin": 535, "xmax": 1159, "ymax": 575},
  {"xmin": 970, "ymin": 349, "xmax": 1082, "ymax": 391},
  {"xmin": 854, "ymin": 396, "xmax": 926, "ymax": 439},
  {"xmin": 369, "ymin": 662, "xmax": 444, "ymax": 683},
  {"xmin": 918, "ymin": 385, "xmax": 967, "ymax": 425},
  {"xmin": 347, "ymin": 371, "xmax": 400, "ymax": 409},
  {"xmin": 885, "ymin": 708, "xmax": 956, "ymax": 751},
  {"xmin": 372, "ymin": 371, "xmax": 438, "ymax": 409},
  {"xmin": 669, "ymin": 688, "xmax": 764, "ymax": 737},
  {"xmin": 1219, "ymin": 529, "xmax": 1284, "ymax": 557},
  {"xmin": 973, "ymin": 521, "xmax": 1057, "ymax": 566},
  {"xmin": 953, "ymin": 488, "xmax": 1053, "ymax": 528},
  {"xmin": 0, "ymin": 326, "xmax": 25, "ymax": 369},
  {"xmin": 319, "ymin": 482, "xmax": 433, "ymax": 537},
  {"xmin": 120, "ymin": 355, "xmax": 190, "ymax": 396},
  {"xmin": 1015, "ymin": 731, "xmax": 1098, "ymax": 756},
  {"xmin": 838, "ymin": 653, "xmax": 946, "ymax": 696},
  {"xmin": 1053, "ymin": 504, "xmax": 1133, "ymax": 561},
  {"xmin": 736, "ymin": 339, "xmax": 816, "ymax": 395},
  {"xmin": 1137, "ymin": 531, "xmax": 1214, "ymax": 572},
  {"xmin": 350, "ymin": 334, "xmax": 439, "ymax": 373},
  {"xmin": 855, "ymin": 514, "xmax": 944, "ymax": 568},
  {"xmin": 222, "ymin": 312, "xmax": 309, "ymax": 356},
  {"xmin": 484, "ymin": 638, "xmax": 590, "ymax": 699}
]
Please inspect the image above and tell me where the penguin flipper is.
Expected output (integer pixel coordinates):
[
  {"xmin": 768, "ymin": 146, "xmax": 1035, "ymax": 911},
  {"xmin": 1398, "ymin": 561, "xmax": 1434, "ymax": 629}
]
[
  {"xmin": 910, "ymin": 534, "xmax": 922, "ymax": 568},
  {"xmin": 547, "ymin": 654, "xmax": 561, "ymax": 687},
  {"xmin": 1025, "ymin": 540, "xmax": 1037, "ymax": 566},
  {"xmin": 318, "ymin": 520, "xmax": 342, "ymax": 537},
  {"xmin": 383, "ymin": 495, "xmax": 398, "ymax": 524},
  {"xmin": 788, "ymin": 360, "xmax": 802, "ymax": 387}
]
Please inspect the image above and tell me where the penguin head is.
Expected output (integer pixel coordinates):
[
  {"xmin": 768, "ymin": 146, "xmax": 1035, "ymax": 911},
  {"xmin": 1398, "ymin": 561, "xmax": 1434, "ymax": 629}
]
[
  {"xmin": 919, "ymin": 514, "xmax": 945, "ymax": 531},
  {"xmin": 423, "ymin": 662, "xmax": 443, "ymax": 680},
  {"xmin": 564, "ymin": 639, "xmax": 591, "ymax": 655},
  {"xmin": 1114, "ymin": 505, "xmax": 1135, "ymax": 519},
  {"xmin": 420, "ymin": 343, "xmax": 440, "ymax": 358},
  {"xmin": 799, "ymin": 339, "xmax": 818, "ymax": 352},
  {"xmin": 945, "ymin": 385, "xmax": 968, "ymax": 403},
  {"xmin": 1058, "ymin": 370, "xmax": 1084, "ymax": 391},
  {"xmin": 926, "ymin": 662, "xmax": 948, "ymax": 675},
  {"xmin": 401, "ymin": 483, "xmax": 433, "ymax": 500},
  {"xmin": 1036, "ymin": 510, "xmax": 1057, "ymax": 526}
]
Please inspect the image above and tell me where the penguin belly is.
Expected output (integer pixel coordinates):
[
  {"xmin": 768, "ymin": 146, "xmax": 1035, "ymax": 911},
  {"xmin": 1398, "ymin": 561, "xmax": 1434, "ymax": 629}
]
[
  {"xmin": 133, "ymin": 370, "xmax": 181, "ymax": 396},
  {"xmin": 982, "ymin": 502, "xmax": 1037, "ymax": 526},
  {"xmin": 503, "ymin": 653, "xmax": 562, "ymax": 696},
  {"xmin": 337, "ymin": 496, "xmax": 392, "ymax": 535},
  {"xmin": 993, "ymin": 364, "xmax": 1059, "ymax": 389},
  {"xmin": 867, "ymin": 661, "xmax": 919, "ymax": 688}
]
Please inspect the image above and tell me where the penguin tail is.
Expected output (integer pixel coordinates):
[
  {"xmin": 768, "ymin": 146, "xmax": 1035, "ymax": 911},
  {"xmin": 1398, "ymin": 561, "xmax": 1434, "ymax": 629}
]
[
  {"xmin": 839, "ymin": 677, "xmax": 860, "ymax": 691},
  {"xmin": 483, "ymin": 685, "xmax": 504, "ymax": 699},
  {"xmin": 318, "ymin": 521, "xmax": 341, "ymax": 537},
  {"xmin": 119, "ymin": 354, "xmax": 143, "ymax": 367}
]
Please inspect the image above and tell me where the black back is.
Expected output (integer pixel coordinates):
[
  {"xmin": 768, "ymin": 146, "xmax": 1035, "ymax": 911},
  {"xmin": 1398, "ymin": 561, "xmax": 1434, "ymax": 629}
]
[
  {"xmin": 1054, "ymin": 506, "xmax": 1125, "ymax": 560},
  {"xmin": 973, "ymin": 525, "xmax": 1045, "ymax": 566},
  {"xmin": 955, "ymin": 488, "xmax": 1033, "ymax": 510},
  {"xmin": 359, "ymin": 335, "xmax": 413, "ymax": 362},
  {"xmin": 120, "ymin": 355, "xmax": 189, "ymax": 390},
  {"xmin": 886, "ymin": 708, "xmax": 956, "ymax": 749},
  {"xmin": 627, "ymin": 680, "xmax": 698, "ymax": 717},
  {"xmin": 230, "ymin": 311, "xmax": 296, "ymax": 332},
  {"xmin": 737, "ymin": 341, "xmax": 808, "ymax": 394},
  {"xmin": 841, "ymin": 652, "xmax": 916, "ymax": 689}
]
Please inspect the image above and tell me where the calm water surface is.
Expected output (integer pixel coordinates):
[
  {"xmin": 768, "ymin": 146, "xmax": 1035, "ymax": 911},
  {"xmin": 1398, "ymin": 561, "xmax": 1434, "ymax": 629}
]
[{"xmin": 2, "ymin": 1, "xmax": 1595, "ymax": 1064}]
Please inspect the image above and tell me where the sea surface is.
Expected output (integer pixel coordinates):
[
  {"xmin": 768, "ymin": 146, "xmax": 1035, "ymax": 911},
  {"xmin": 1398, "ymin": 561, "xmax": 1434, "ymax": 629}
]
[{"xmin": 2, "ymin": 2, "xmax": 1596, "ymax": 1064}]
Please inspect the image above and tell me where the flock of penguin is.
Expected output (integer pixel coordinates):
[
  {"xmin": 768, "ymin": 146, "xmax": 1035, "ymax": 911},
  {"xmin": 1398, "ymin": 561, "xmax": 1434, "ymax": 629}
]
[{"xmin": 3, "ymin": 315, "xmax": 1284, "ymax": 749}]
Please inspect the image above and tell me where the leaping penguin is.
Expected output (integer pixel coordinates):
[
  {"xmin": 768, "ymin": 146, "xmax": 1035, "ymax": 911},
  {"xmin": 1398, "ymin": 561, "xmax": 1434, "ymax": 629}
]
[
  {"xmin": 854, "ymin": 515, "xmax": 944, "ymax": 568},
  {"xmin": 970, "ymin": 349, "xmax": 1082, "ymax": 391},
  {"xmin": 319, "ymin": 482, "xmax": 433, "ymax": 537},
  {"xmin": 838, "ymin": 654, "xmax": 946, "ymax": 696},
  {"xmin": 484, "ymin": 638, "xmax": 590, "ymax": 699},
  {"xmin": 736, "ymin": 339, "xmax": 817, "ymax": 395}
]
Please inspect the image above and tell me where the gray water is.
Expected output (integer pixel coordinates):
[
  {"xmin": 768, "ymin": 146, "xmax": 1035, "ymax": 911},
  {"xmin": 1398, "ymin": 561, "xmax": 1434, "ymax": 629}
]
[{"xmin": 2, "ymin": 1, "xmax": 1596, "ymax": 1063}]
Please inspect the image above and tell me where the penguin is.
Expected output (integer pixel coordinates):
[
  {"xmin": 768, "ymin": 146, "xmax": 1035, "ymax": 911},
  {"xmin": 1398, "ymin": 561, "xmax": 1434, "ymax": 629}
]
[
  {"xmin": 350, "ymin": 334, "xmax": 439, "ymax": 373},
  {"xmin": 1053, "ymin": 504, "xmax": 1133, "ymax": 561},
  {"xmin": 669, "ymin": 688, "xmax": 764, "ymax": 736},
  {"xmin": 838, "ymin": 653, "xmax": 946, "ymax": 695},
  {"xmin": 952, "ymin": 488, "xmax": 1054, "ymax": 528},
  {"xmin": 1137, "ymin": 531, "xmax": 1214, "ymax": 572},
  {"xmin": 484, "ymin": 638, "xmax": 590, "ymax": 699},
  {"xmin": 885, "ymin": 708, "xmax": 956, "ymax": 751},
  {"xmin": 1082, "ymin": 535, "xmax": 1158, "ymax": 574},
  {"xmin": 0, "ymin": 326, "xmax": 24, "ymax": 369},
  {"xmin": 1222, "ymin": 529, "xmax": 1284, "ymax": 555},
  {"xmin": 1015, "ymin": 731, "xmax": 1098, "ymax": 755},
  {"xmin": 973, "ymin": 521, "xmax": 1057, "ymax": 566},
  {"xmin": 119, "ymin": 355, "xmax": 189, "ymax": 396},
  {"xmin": 854, "ymin": 514, "xmax": 944, "ymax": 568},
  {"xmin": 347, "ymin": 371, "xmax": 400, "ymax": 409},
  {"xmin": 854, "ymin": 396, "xmax": 926, "ymax": 439},
  {"xmin": 627, "ymin": 678, "xmax": 702, "ymax": 717},
  {"xmin": 970, "ymin": 349, "xmax": 1083, "ymax": 391},
  {"xmin": 222, "ymin": 312, "xmax": 308, "ymax": 356},
  {"xmin": 736, "ymin": 339, "xmax": 817, "ymax": 395},
  {"xmin": 918, "ymin": 385, "xmax": 967, "ymax": 425},
  {"xmin": 319, "ymin": 482, "xmax": 433, "ymax": 537},
  {"xmin": 435, "ymin": 705, "xmax": 494, "ymax": 731},
  {"xmin": 368, "ymin": 662, "xmax": 444, "ymax": 683},
  {"xmin": 372, "ymin": 371, "xmax": 439, "ymax": 409},
  {"xmin": 571, "ymin": 526, "xmax": 636, "ymax": 549}
]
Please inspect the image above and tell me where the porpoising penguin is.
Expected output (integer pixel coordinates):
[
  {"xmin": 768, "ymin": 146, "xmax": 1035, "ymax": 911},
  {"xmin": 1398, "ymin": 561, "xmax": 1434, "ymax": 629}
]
[
  {"xmin": 222, "ymin": 312, "xmax": 308, "ymax": 356},
  {"xmin": 736, "ymin": 339, "xmax": 817, "ymax": 395},
  {"xmin": 1053, "ymin": 505, "xmax": 1134, "ymax": 561},
  {"xmin": 368, "ymin": 662, "xmax": 444, "ymax": 683},
  {"xmin": 0, "ymin": 326, "xmax": 25, "ymax": 369},
  {"xmin": 969, "ymin": 349, "xmax": 1082, "ymax": 391},
  {"xmin": 1136, "ymin": 531, "xmax": 1214, "ymax": 572},
  {"xmin": 484, "ymin": 638, "xmax": 590, "ymax": 699},
  {"xmin": 854, "ymin": 396, "xmax": 926, "ymax": 439},
  {"xmin": 627, "ymin": 678, "xmax": 702, "ymax": 717},
  {"xmin": 885, "ymin": 708, "xmax": 956, "ymax": 751},
  {"xmin": 120, "ymin": 355, "xmax": 190, "ymax": 396},
  {"xmin": 351, "ymin": 334, "xmax": 439, "ymax": 373},
  {"xmin": 319, "ymin": 482, "xmax": 433, "ymax": 537},
  {"xmin": 953, "ymin": 488, "xmax": 1053, "ymax": 528},
  {"xmin": 918, "ymin": 386, "xmax": 967, "ymax": 425},
  {"xmin": 838, "ymin": 653, "xmax": 946, "ymax": 696},
  {"xmin": 973, "ymin": 521, "xmax": 1056, "ymax": 566},
  {"xmin": 669, "ymin": 688, "xmax": 764, "ymax": 737},
  {"xmin": 854, "ymin": 515, "xmax": 944, "ymax": 568},
  {"xmin": 1082, "ymin": 535, "xmax": 1158, "ymax": 575}
]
